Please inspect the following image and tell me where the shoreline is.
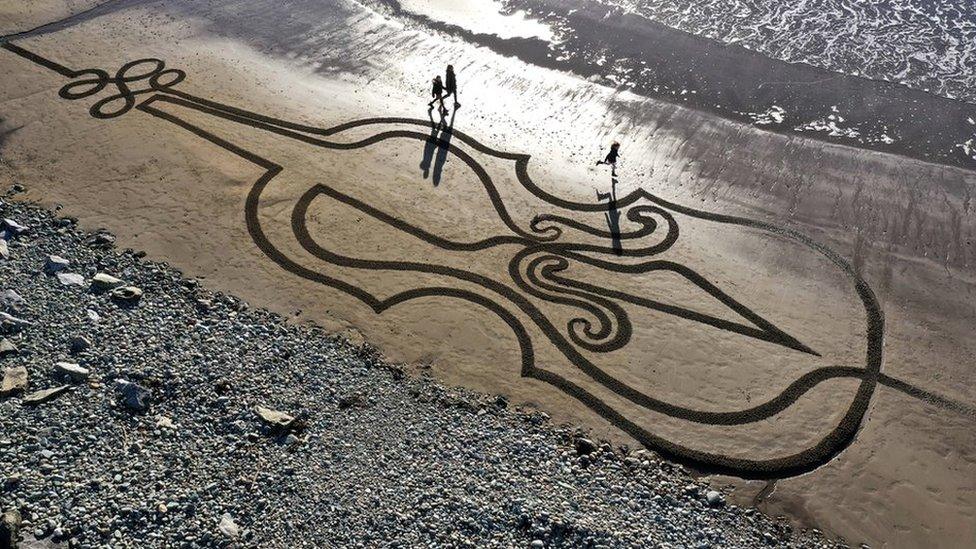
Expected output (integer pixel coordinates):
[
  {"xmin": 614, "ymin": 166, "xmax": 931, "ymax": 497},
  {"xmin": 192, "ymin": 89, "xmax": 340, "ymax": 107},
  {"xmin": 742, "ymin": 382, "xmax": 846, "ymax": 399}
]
[{"xmin": 368, "ymin": 0, "xmax": 976, "ymax": 172}]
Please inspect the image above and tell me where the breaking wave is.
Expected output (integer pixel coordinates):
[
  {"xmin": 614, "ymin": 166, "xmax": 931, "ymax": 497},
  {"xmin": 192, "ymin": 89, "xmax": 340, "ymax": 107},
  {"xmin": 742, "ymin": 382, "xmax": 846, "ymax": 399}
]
[{"xmin": 597, "ymin": 0, "xmax": 976, "ymax": 105}]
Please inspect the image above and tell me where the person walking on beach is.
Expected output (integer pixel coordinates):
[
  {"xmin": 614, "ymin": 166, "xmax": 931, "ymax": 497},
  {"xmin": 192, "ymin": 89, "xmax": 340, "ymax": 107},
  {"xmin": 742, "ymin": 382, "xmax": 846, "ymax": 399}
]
[
  {"xmin": 444, "ymin": 65, "xmax": 459, "ymax": 108},
  {"xmin": 596, "ymin": 141, "xmax": 621, "ymax": 176},
  {"xmin": 428, "ymin": 75, "xmax": 446, "ymax": 113}
]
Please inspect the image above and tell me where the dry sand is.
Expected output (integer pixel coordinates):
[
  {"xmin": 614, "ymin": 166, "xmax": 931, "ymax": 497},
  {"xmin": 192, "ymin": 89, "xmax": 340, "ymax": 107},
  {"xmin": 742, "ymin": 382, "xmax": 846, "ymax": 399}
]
[{"xmin": 1, "ymin": 1, "xmax": 974, "ymax": 547}]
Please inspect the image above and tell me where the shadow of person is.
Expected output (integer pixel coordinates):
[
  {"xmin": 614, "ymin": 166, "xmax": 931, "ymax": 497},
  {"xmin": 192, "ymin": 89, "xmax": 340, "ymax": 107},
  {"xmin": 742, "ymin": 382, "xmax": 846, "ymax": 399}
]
[
  {"xmin": 597, "ymin": 175, "xmax": 623, "ymax": 255},
  {"xmin": 431, "ymin": 108, "xmax": 456, "ymax": 187},
  {"xmin": 420, "ymin": 109, "xmax": 444, "ymax": 179}
]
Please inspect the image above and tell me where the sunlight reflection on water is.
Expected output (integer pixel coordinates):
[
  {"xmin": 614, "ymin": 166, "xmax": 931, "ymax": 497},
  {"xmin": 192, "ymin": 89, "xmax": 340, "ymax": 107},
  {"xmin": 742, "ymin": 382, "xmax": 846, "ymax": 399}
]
[{"xmin": 398, "ymin": 0, "xmax": 555, "ymax": 41}]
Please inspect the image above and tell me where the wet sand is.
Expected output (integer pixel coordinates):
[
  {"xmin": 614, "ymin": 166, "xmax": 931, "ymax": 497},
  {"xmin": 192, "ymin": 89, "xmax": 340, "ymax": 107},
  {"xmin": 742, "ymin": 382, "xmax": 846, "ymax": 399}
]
[
  {"xmin": 1, "ymin": 1, "xmax": 974, "ymax": 547},
  {"xmin": 0, "ymin": 0, "xmax": 109, "ymax": 36}
]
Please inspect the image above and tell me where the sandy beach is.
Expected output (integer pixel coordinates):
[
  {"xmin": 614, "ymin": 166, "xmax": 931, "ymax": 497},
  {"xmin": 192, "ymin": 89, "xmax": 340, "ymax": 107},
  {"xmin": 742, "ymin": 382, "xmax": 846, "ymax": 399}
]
[{"xmin": 1, "ymin": 0, "xmax": 974, "ymax": 546}]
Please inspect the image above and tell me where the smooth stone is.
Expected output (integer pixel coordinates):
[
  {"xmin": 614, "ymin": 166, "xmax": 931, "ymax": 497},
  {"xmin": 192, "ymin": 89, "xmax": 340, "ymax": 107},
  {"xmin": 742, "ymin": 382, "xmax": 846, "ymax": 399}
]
[
  {"xmin": 338, "ymin": 393, "xmax": 365, "ymax": 409},
  {"xmin": 218, "ymin": 514, "xmax": 239, "ymax": 539},
  {"xmin": 2, "ymin": 474, "xmax": 20, "ymax": 490},
  {"xmin": 0, "ymin": 239, "xmax": 8, "ymax": 260},
  {"xmin": 91, "ymin": 273, "xmax": 124, "ymax": 291},
  {"xmin": 21, "ymin": 385, "xmax": 70, "ymax": 406},
  {"xmin": 254, "ymin": 406, "xmax": 295, "ymax": 430},
  {"xmin": 56, "ymin": 272, "xmax": 85, "ymax": 286},
  {"xmin": 1, "ymin": 366, "xmax": 28, "ymax": 396},
  {"xmin": 706, "ymin": 490, "xmax": 725, "ymax": 508},
  {"xmin": 55, "ymin": 361, "xmax": 90, "ymax": 382}
]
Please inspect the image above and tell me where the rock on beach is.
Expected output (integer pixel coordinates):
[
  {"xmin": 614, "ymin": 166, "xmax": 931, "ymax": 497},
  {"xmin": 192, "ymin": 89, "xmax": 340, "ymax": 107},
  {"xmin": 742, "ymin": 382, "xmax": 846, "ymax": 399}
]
[
  {"xmin": 1, "ymin": 366, "xmax": 28, "ymax": 396},
  {"xmin": 43, "ymin": 254, "xmax": 70, "ymax": 274},
  {"xmin": 21, "ymin": 385, "xmax": 70, "ymax": 406},
  {"xmin": 54, "ymin": 361, "xmax": 90, "ymax": 382}
]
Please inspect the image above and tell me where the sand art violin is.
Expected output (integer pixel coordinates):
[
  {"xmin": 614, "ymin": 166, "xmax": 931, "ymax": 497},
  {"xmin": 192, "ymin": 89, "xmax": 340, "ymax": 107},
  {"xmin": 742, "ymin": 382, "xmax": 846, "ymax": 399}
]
[{"xmin": 7, "ymin": 42, "xmax": 970, "ymax": 479}]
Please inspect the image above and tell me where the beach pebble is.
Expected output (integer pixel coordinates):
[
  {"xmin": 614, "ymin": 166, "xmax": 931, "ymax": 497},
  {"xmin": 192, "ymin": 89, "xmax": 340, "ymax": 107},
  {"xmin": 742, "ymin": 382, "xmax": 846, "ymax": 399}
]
[
  {"xmin": 575, "ymin": 437, "xmax": 597, "ymax": 456},
  {"xmin": 116, "ymin": 379, "xmax": 151, "ymax": 411},
  {"xmin": 91, "ymin": 273, "xmax": 124, "ymax": 291},
  {"xmin": 1, "ymin": 289, "xmax": 25, "ymax": 312},
  {"xmin": 706, "ymin": 490, "xmax": 725, "ymax": 508},
  {"xmin": 255, "ymin": 406, "xmax": 295, "ymax": 431},
  {"xmin": 109, "ymin": 285, "xmax": 143, "ymax": 304},
  {"xmin": 56, "ymin": 272, "xmax": 86, "ymax": 286},
  {"xmin": 0, "ymin": 312, "xmax": 30, "ymax": 333},
  {"xmin": 55, "ymin": 361, "xmax": 90, "ymax": 382},
  {"xmin": 43, "ymin": 254, "xmax": 70, "ymax": 274},
  {"xmin": 218, "ymin": 514, "xmax": 239, "ymax": 539},
  {"xmin": 88, "ymin": 233, "xmax": 116, "ymax": 248},
  {"xmin": 1, "ymin": 218, "xmax": 27, "ymax": 236},
  {"xmin": 21, "ymin": 385, "xmax": 70, "ymax": 406},
  {"xmin": 1, "ymin": 366, "xmax": 28, "ymax": 396},
  {"xmin": 338, "ymin": 393, "xmax": 365, "ymax": 409}
]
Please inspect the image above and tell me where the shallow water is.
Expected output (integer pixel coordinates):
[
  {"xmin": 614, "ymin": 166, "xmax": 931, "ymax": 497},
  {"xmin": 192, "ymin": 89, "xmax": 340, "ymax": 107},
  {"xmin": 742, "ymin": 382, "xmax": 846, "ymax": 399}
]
[
  {"xmin": 593, "ymin": 0, "xmax": 976, "ymax": 104},
  {"xmin": 398, "ymin": 0, "xmax": 556, "ymax": 41}
]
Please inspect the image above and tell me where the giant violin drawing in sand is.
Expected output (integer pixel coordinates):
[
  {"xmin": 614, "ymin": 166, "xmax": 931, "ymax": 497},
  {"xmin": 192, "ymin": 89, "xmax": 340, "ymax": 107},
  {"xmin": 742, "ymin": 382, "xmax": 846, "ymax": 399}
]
[{"xmin": 5, "ymin": 42, "xmax": 972, "ymax": 479}]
